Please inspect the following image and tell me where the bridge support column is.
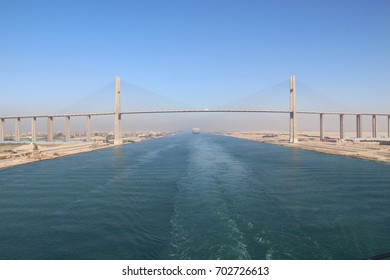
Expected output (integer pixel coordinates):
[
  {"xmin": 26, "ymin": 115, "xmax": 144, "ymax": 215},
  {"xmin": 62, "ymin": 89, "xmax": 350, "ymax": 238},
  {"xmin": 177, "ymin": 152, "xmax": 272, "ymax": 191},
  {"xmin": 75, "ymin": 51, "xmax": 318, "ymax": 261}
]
[
  {"xmin": 32, "ymin": 117, "xmax": 37, "ymax": 142},
  {"xmin": 0, "ymin": 118, "xmax": 4, "ymax": 141},
  {"xmin": 356, "ymin": 114, "xmax": 362, "ymax": 138},
  {"xmin": 15, "ymin": 118, "xmax": 21, "ymax": 141},
  {"xmin": 372, "ymin": 115, "xmax": 377, "ymax": 138},
  {"xmin": 339, "ymin": 114, "xmax": 344, "ymax": 140},
  {"xmin": 86, "ymin": 115, "xmax": 91, "ymax": 141},
  {"xmin": 114, "ymin": 76, "xmax": 123, "ymax": 145},
  {"xmin": 289, "ymin": 75, "xmax": 298, "ymax": 143},
  {"xmin": 388, "ymin": 116, "xmax": 390, "ymax": 138},
  {"xmin": 47, "ymin": 116, "xmax": 53, "ymax": 141},
  {"xmin": 65, "ymin": 116, "xmax": 71, "ymax": 141},
  {"xmin": 320, "ymin": 113, "xmax": 324, "ymax": 141}
]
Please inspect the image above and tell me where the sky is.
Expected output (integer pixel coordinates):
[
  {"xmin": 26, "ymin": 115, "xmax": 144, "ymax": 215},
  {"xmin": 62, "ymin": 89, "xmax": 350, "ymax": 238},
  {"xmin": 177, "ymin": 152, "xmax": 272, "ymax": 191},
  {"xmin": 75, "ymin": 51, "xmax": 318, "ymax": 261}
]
[{"xmin": 1, "ymin": 0, "xmax": 389, "ymax": 132}]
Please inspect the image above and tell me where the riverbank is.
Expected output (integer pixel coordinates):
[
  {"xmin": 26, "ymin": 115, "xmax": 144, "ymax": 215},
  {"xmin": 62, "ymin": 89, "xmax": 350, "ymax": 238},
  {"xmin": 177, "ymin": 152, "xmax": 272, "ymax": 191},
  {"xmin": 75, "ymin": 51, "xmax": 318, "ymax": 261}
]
[
  {"xmin": 0, "ymin": 133, "xmax": 173, "ymax": 170},
  {"xmin": 221, "ymin": 130, "xmax": 390, "ymax": 163}
]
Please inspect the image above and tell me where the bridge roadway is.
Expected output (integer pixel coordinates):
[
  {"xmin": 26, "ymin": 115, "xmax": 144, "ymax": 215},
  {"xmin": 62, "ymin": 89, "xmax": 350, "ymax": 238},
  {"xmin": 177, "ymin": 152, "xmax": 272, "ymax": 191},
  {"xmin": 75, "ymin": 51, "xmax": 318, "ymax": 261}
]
[
  {"xmin": 1, "ymin": 109, "xmax": 390, "ymax": 142},
  {"xmin": 2, "ymin": 109, "xmax": 390, "ymax": 119},
  {"xmin": 2, "ymin": 76, "xmax": 389, "ymax": 142}
]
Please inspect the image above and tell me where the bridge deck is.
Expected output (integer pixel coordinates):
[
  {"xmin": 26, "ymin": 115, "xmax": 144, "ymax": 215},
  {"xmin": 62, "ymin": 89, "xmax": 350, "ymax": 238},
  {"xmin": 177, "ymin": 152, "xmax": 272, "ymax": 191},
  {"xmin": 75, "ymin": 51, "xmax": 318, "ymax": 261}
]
[{"xmin": 1, "ymin": 109, "xmax": 389, "ymax": 119}]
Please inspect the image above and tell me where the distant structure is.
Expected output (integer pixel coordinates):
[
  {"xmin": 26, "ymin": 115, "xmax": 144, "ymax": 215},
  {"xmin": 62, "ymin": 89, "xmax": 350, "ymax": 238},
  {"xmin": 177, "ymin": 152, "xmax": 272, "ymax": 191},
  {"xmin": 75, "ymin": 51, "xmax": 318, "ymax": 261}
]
[
  {"xmin": 289, "ymin": 75, "xmax": 298, "ymax": 143},
  {"xmin": 114, "ymin": 76, "xmax": 122, "ymax": 145},
  {"xmin": 192, "ymin": 128, "xmax": 200, "ymax": 134},
  {"xmin": 1, "ymin": 75, "xmax": 390, "ymax": 144}
]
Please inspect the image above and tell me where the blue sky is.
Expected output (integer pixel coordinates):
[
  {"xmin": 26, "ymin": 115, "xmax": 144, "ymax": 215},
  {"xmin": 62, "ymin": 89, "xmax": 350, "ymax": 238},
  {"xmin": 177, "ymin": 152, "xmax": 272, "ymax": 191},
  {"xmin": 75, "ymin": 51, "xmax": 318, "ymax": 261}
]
[{"xmin": 1, "ymin": 0, "xmax": 389, "ymax": 130}]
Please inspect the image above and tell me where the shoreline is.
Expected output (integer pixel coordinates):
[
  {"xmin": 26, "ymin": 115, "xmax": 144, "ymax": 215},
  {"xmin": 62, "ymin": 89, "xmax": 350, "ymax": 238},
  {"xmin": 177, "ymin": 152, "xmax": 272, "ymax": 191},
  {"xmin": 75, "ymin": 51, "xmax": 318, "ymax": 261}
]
[
  {"xmin": 0, "ymin": 143, "xmax": 116, "ymax": 171},
  {"xmin": 3, "ymin": 131, "xmax": 390, "ymax": 169},
  {"xmin": 220, "ymin": 131, "xmax": 390, "ymax": 164},
  {"xmin": 0, "ymin": 135, "xmax": 171, "ymax": 170}
]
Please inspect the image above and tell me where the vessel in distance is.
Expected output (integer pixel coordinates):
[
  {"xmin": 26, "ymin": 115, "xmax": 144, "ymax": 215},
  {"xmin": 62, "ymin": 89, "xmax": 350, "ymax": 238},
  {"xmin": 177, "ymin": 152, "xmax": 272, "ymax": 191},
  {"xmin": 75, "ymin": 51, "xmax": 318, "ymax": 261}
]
[{"xmin": 192, "ymin": 128, "xmax": 200, "ymax": 134}]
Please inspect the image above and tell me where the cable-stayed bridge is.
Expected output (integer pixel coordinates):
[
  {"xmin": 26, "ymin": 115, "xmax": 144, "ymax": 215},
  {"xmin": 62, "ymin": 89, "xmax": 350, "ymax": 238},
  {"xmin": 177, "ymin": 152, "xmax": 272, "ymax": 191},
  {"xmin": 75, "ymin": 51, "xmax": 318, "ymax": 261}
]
[{"xmin": 1, "ymin": 76, "xmax": 389, "ymax": 144}]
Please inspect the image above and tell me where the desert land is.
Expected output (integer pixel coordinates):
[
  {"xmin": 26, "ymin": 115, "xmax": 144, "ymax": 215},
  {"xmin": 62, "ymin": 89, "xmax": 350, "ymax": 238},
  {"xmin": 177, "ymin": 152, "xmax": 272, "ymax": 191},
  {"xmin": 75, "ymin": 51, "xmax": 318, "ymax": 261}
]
[
  {"xmin": 0, "ymin": 133, "xmax": 172, "ymax": 170},
  {"xmin": 222, "ymin": 130, "xmax": 390, "ymax": 163}
]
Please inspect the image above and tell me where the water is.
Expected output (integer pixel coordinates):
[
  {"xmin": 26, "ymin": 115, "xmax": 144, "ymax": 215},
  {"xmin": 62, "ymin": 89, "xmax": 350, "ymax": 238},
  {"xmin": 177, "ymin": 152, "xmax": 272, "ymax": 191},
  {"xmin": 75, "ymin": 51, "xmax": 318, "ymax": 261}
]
[{"xmin": 0, "ymin": 134, "xmax": 389, "ymax": 260}]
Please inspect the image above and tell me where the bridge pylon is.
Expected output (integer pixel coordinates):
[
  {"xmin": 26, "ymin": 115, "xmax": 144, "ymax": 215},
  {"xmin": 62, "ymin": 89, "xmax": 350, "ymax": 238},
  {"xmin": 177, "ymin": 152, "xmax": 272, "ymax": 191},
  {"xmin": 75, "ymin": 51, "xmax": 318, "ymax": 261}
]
[
  {"xmin": 289, "ymin": 75, "xmax": 298, "ymax": 143},
  {"xmin": 114, "ymin": 76, "xmax": 123, "ymax": 145}
]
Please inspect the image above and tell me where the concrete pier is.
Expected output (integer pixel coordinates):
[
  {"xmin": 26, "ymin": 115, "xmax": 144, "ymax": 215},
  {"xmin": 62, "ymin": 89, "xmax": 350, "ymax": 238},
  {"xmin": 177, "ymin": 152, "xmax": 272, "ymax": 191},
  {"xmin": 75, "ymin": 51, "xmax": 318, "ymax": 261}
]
[
  {"xmin": 356, "ymin": 114, "xmax": 362, "ymax": 138},
  {"xmin": 339, "ymin": 114, "xmax": 344, "ymax": 139},
  {"xmin": 289, "ymin": 75, "xmax": 298, "ymax": 143},
  {"xmin": 388, "ymin": 116, "xmax": 390, "ymax": 138},
  {"xmin": 86, "ymin": 115, "xmax": 91, "ymax": 141},
  {"xmin": 32, "ymin": 117, "xmax": 37, "ymax": 142},
  {"xmin": 0, "ymin": 118, "xmax": 4, "ymax": 141},
  {"xmin": 15, "ymin": 118, "xmax": 21, "ymax": 141},
  {"xmin": 47, "ymin": 116, "xmax": 53, "ymax": 141},
  {"xmin": 372, "ymin": 115, "xmax": 377, "ymax": 138},
  {"xmin": 320, "ymin": 113, "xmax": 324, "ymax": 141},
  {"xmin": 114, "ymin": 76, "xmax": 123, "ymax": 145},
  {"xmin": 65, "ymin": 116, "xmax": 71, "ymax": 141}
]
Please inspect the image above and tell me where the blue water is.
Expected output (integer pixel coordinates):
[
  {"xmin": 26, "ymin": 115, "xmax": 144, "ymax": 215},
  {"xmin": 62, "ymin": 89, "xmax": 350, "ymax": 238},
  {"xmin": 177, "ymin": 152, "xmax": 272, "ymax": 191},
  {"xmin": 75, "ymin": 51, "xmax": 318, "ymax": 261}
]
[{"xmin": 0, "ymin": 134, "xmax": 389, "ymax": 259}]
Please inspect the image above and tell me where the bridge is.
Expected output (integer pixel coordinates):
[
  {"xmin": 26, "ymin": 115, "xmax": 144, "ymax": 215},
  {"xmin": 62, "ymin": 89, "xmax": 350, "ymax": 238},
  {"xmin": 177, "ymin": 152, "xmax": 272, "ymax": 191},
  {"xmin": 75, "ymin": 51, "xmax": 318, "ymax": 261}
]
[{"xmin": 1, "ymin": 76, "xmax": 389, "ymax": 144}]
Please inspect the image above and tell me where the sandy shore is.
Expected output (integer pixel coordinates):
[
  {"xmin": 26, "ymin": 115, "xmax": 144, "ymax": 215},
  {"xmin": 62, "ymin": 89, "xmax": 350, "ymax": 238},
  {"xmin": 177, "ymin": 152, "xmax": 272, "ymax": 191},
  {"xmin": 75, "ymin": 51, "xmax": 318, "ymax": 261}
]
[
  {"xmin": 0, "ymin": 142, "xmax": 115, "ymax": 170},
  {"xmin": 221, "ymin": 130, "xmax": 390, "ymax": 163},
  {"xmin": 0, "ymin": 135, "xmax": 170, "ymax": 170},
  {"xmin": 3, "ymin": 131, "xmax": 389, "ymax": 169}
]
